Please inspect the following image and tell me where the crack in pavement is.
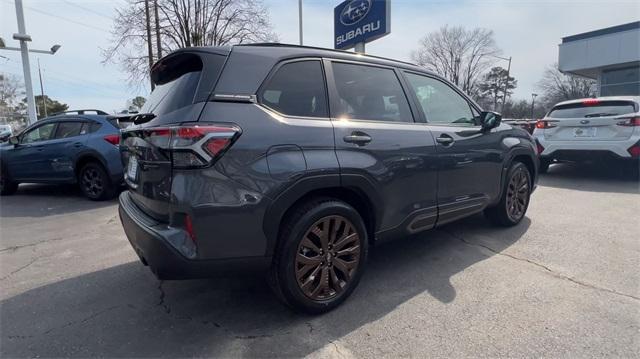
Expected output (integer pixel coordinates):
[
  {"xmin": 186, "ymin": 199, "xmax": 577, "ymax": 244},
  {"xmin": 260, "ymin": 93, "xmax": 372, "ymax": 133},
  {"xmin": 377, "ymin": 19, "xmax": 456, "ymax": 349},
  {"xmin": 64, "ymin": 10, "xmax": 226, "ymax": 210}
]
[
  {"xmin": 439, "ymin": 229, "xmax": 640, "ymax": 302},
  {"xmin": 156, "ymin": 281, "xmax": 171, "ymax": 314},
  {"xmin": 43, "ymin": 306, "xmax": 120, "ymax": 335},
  {"xmin": 0, "ymin": 237, "xmax": 63, "ymax": 253},
  {"xmin": 0, "ymin": 256, "xmax": 43, "ymax": 281}
]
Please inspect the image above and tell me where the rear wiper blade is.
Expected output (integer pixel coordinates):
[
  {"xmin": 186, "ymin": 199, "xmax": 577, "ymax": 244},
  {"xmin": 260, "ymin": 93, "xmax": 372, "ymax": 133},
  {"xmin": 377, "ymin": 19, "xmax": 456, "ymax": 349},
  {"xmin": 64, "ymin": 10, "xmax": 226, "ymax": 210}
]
[
  {"xmin": 584, "ymin": 113, "xmax": 618, "ymax": 118},
  {"xmin": 132, "ymin": 113, "xmax": 156, "ymax": 124}
]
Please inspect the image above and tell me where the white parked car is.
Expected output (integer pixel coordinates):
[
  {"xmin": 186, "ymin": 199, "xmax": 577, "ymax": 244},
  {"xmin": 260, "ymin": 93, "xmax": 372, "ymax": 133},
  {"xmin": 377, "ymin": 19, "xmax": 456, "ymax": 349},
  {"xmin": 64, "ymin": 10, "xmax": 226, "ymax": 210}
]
[
  {"xmin": 533, "ymin": 96, "xmax": 640, "ymax": 173},
  {"xmin": 0, "ymin": 124, "xmax": 13, "ymax": 142}
]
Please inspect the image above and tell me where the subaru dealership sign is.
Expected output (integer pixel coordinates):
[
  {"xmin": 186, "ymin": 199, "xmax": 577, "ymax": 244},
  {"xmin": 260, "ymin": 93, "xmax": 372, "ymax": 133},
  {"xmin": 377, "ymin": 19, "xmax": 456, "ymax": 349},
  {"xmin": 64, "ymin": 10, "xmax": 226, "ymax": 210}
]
[{"xmin": 334, "ymin": 0, "xmax": 391, "ymax": 50}]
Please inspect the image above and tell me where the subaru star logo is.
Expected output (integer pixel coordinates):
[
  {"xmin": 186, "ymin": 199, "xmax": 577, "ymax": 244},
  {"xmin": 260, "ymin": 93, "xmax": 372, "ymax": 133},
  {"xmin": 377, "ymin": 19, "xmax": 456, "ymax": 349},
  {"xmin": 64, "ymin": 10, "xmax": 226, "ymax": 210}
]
[{"xmin": 340, "ymin": 0, "xmax": 372, "ymax": 26}]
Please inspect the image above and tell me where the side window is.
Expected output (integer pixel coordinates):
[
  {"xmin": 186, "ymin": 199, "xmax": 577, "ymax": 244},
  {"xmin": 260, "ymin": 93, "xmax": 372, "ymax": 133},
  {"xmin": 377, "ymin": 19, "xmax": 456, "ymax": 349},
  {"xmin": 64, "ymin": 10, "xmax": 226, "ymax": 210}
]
[
  {"xmin": 331, "ymin": 62, "xmax": 413, "ymax": 123},
  {"xmin": 404, "ymin": 73, "xmax": 476, "ymax": 126},
  {"xmin": 54, "ymin": 122, "xmax": 84, "ymax": 139},
  {"xmin": 259, "ymin": 60, "xmax": 328, "ymax": 118},
  {"xmin": 89, "ymin": 122, "xmax": 102, "ymax": 133},
  {"xmin": 21, "ymin": 123, "xmax": 56, "ymax": 144}
]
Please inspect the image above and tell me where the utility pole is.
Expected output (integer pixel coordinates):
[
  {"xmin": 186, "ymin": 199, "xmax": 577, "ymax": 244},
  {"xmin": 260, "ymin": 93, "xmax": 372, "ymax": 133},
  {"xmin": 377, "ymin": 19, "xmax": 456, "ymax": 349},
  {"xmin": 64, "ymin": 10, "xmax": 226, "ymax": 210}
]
[
  {"xmin": 531, "ymin": 93, "xmax": 538, "ymax": 120},
  {"xmin": 144, "ymin": 0, "xmax": 155, "ymax": 90},
  {"xmin": 14, "ymin": 0, "xmax": 37, "ymax": 124},
  {"xmin": 298, "ymin": 0, "xmax": 303, "ymax": 45},
  {"xmin": 37, "ymin": 58, "xmax": 46, "ymax": 118},
  {"xmin": 501, "ymin": 56, "xmax": 512, "ymax": 113},
  {"xmin": 154, "ymin": 0, "xmax": 162, "ymax": 58}
]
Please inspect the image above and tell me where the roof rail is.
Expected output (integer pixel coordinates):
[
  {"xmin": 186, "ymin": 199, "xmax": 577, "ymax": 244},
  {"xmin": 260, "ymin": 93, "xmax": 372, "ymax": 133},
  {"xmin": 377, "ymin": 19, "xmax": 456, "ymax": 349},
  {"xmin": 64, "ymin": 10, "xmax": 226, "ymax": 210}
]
[
  {"xmin": 235, "ymin": 42, "xmax": 420, "ymax": 68},
  {"xmin": 52, "ymin": 109, "xmax": 109, "ymax": 116}
]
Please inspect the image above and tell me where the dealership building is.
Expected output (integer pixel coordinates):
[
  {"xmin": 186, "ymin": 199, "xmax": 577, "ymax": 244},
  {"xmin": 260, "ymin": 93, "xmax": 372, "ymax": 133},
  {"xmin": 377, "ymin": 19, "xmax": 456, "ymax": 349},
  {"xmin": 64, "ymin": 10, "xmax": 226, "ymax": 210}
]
[{"xmin": 558, "ymin": 21, "xmax": 639, "ymax": 96}]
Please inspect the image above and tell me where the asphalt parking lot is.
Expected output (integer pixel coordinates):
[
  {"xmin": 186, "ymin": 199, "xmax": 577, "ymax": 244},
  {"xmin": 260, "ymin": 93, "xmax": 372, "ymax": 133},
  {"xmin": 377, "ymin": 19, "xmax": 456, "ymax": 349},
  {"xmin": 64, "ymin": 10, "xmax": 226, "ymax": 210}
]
[{"xmin": 1, "ymin": 162, "xmax": 639, "ymax": 358}]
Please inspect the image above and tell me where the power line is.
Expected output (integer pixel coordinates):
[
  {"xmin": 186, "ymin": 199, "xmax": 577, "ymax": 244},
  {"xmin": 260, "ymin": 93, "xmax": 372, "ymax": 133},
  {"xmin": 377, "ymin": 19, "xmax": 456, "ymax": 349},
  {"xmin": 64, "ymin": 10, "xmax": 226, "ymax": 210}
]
[
  {"xmin": 60, "ymin": 0, "xmax": 113, "ymax": 20},
  {"xmin": 13, "ymin": 2, "xmax": 111, "ymax": 33}
]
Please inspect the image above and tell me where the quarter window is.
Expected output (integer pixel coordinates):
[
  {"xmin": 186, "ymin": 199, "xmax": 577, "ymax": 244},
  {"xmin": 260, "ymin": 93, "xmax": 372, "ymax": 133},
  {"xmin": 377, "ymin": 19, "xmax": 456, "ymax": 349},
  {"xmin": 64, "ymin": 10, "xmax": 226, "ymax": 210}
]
[
  {"xmin": 260, "ymin": 60, "xmax": 328, "ymax": 118},
  {"xmin": 405, "ymin": 73, "xmax": 476, "ymax": 126},
  {"xmin": 331, "ymin": 62, "xmax": 413, "ymax": 123},
  {"xmin": 21, "ymin": 123, "xmax": 56, "ymax": 143},
  {"xmin": 54, "ymin": 122, "xmax": 84, "ymax": 139}
]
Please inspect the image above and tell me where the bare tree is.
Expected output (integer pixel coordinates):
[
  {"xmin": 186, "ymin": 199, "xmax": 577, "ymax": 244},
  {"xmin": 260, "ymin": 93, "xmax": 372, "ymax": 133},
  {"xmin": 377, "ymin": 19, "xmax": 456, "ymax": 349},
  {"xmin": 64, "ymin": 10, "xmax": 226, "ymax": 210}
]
[
  {"xmin": 411, "ymin": 26, "xmax": 501, "ymax": 96},
  {"xmin": 103, "ymin": 0, "xmax": 278, "ymax": 87},
  {"xmin": 537, "ymin": 63, "xmax": 597, "ymax": 107}
]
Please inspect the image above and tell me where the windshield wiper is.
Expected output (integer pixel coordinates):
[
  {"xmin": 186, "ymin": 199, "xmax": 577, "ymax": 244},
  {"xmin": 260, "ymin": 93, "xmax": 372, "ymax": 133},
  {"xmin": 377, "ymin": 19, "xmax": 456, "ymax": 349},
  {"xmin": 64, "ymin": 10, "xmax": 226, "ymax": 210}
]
[
  {"xmin": 132, "ymin": 112, "xmax": 156, "ymax": 124},
  {"xmin": 584, "ymin": 112, "xmax": 618, "ymax": 118}
]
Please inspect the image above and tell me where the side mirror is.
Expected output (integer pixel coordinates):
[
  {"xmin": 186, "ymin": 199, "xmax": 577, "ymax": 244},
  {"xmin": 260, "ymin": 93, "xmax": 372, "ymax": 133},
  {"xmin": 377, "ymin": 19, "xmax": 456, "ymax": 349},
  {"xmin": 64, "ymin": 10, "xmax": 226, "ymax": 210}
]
[
  {"xmin": 480, "ymin": 111, "xmax": 502, "ymax": 131},
  {"xmin": 9, "ymin": 136, "xmax": 19, "ymax": 145}
]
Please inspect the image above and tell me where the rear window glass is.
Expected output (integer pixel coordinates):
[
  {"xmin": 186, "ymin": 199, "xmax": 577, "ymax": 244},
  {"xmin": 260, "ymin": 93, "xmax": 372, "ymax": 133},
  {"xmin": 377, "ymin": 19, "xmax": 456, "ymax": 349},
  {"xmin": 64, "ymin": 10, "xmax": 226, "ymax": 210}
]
[
  {"xmin": 142, "ymin": 53, "xmax": 204, "ymax": 116},
  {"xmin": 549, "ymin": 101, "xmax": 636, "ymax": 118}
]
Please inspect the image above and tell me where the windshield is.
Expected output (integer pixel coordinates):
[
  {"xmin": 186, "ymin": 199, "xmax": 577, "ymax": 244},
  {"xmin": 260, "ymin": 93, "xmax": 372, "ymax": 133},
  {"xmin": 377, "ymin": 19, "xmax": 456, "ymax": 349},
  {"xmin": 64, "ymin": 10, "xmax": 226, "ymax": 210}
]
[{"xmin": 548, "ymin": 101, "xmax": 636, "ymax": 118}]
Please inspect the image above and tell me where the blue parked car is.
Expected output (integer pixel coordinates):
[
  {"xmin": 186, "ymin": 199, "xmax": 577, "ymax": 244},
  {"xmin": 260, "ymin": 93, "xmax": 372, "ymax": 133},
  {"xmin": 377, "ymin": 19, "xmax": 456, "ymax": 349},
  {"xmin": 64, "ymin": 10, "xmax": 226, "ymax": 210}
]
[{"xmin": 0, "ymin": 110, "xmax": 130, "ymax": 200}]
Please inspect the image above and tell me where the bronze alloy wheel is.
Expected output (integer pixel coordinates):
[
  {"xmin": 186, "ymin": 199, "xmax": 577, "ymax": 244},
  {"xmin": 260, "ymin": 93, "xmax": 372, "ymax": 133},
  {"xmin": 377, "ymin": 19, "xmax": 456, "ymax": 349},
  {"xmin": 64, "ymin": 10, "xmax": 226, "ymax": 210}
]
[
  {"xmin": 295, "ymin": 215, "xmax": 361, "ymax": 301},
  {"xmin": 506, "ymin": 168, "xmax": 529, "ymax": 222}
]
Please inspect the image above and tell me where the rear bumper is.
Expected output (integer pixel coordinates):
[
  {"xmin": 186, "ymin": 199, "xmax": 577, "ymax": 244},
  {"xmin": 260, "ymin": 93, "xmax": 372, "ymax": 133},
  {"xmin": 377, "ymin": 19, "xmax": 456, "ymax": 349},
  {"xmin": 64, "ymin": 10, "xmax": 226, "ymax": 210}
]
[
  {"xmin": 118, "ymin": 191, "xmax": 270, "ymax": 280},
  {"xmin": 535, "ymin": 135, "xmax": 640, "ymax": 159}
]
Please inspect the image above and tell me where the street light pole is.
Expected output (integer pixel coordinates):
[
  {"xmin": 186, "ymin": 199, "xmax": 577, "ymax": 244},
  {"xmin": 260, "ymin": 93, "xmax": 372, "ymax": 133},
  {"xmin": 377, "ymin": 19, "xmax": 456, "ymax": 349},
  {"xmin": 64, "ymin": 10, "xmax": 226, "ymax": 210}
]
[
  {"xmin": 298, "ymin": 0, "xmax": 303, "ymax": 45},
  {"xmin": 14, "ymin": 0, "xmax": 37, "ymax": 125}
]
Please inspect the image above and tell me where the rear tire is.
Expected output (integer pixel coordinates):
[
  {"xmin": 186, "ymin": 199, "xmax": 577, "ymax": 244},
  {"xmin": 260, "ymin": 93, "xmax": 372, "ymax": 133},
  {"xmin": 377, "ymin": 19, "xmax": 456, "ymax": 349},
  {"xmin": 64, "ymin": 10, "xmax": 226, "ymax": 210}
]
[
  {"xmin": 485, "ymin": 162, "xmax": 532, "ymax": 227},
  {"xmin": 269, "ymin": 198, "xmax": 368, "ymax": 314},
  {"xmin": 78, "ymin": 162, "xmax": 115, "ymax": 201},
  {"xmin": 0, "ymin": 166, "xmax": 18, "ymax": 196}
]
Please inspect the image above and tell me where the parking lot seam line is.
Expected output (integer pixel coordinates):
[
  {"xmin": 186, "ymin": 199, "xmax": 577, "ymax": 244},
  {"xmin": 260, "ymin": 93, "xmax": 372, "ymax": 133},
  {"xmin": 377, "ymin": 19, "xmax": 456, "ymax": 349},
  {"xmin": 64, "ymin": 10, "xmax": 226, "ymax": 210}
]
[
  {"xmin": 0, "ymin": 237, "xmax": 64, "ymax": 253},
  {"xmin": 439, "ymin": 229, "xmax": 640, "ymax": 302}
]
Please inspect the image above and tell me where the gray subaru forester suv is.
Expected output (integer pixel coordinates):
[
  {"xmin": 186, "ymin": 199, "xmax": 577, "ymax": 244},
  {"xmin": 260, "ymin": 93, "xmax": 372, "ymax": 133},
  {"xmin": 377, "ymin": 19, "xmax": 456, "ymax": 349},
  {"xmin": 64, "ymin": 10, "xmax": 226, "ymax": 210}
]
[{"xmin": 119, "ymin": 44, "xmax": 538, "ymax": 314}]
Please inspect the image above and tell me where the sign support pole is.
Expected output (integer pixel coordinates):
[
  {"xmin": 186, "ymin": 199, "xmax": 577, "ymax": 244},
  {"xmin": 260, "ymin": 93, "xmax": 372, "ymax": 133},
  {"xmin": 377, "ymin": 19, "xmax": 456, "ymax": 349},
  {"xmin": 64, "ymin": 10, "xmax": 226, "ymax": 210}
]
[{"xmin": 355, "ymin": 42, "xmax": 365, "ymax": 54}]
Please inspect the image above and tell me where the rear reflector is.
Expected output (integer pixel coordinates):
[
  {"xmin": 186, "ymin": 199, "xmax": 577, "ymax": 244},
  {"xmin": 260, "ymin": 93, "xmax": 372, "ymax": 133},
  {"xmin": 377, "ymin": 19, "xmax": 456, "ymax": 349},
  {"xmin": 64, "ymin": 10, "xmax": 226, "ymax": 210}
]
[
  {"xmin": 628, "ymin": 143, "xmax": 640, "ymax": 158},
  {"xmin": 616, "ymin": 117, "xmax": 640, "ymax": 127},
  {"xmin": 536, "ymin": 140, "xmax": 545, "ymax": 155},
  {"xmin": 103, "ymin": 134, "xmax": 120, "ymax": 145},
  {"xmin": 184, "ymin": 214, "xmax": 196, "ymax": 243}
]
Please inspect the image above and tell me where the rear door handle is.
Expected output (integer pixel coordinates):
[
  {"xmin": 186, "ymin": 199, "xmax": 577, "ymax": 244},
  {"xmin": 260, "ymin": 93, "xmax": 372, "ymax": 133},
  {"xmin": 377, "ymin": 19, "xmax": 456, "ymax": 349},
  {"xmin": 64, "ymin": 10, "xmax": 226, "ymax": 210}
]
[
  {"xmin": 436, "ymin": 135, "xmax": 454, "ymax": 146},
  {"xmin": 73, "ymin": 142, "xmax": 83, "ymax": 148},
  {"xmin": 343, "ymin": 132, "xmax": 372, "ymax": 146}
]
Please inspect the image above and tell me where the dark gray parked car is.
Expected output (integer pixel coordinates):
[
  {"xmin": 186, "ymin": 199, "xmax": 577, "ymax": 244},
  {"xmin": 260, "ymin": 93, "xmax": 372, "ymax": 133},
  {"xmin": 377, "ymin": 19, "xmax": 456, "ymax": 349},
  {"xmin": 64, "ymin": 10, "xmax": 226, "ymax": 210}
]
[{"xmin": 118, "ymin": 44, "xmax": 539, "ymax": 313}]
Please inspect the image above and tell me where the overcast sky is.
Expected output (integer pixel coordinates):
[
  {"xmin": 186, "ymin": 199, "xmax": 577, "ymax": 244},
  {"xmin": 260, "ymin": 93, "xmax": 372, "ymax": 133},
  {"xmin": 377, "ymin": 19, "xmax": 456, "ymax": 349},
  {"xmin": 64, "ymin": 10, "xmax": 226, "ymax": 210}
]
[{"xmin": 1, "ymin": 0, "xmax": 639, "ymax": 112}]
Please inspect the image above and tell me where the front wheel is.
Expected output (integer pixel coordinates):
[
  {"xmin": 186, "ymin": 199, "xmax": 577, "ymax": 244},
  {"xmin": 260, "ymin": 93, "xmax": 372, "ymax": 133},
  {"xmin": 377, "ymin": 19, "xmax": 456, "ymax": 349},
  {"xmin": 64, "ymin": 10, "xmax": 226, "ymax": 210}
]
[
  {"xmin": 269, "ymin": 198, "xmax": 368, "ymax": 314},
  {"xmin": 78, "ymin": 162, "xmax": 115, "ymax": 201},
  {"xmin": 485, "ymin": 162, "xmax": 532, "ymax": 227}
]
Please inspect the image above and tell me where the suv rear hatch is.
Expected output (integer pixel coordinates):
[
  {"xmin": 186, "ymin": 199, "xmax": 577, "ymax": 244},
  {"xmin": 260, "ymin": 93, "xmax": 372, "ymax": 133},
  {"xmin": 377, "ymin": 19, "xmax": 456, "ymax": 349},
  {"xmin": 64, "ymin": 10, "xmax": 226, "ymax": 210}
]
[
  {"xmin": 120, "ymin": 49, "xmax": 228, "ymax": 222},
  {"xmin": 541, "ymin": 99, "xmax": 638, "ymax": 141}
]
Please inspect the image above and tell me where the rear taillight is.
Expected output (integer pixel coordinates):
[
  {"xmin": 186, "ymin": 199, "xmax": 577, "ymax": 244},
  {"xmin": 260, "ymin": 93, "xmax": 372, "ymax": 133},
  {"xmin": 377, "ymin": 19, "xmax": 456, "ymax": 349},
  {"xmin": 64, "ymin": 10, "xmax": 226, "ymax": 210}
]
[
  {"xmin": 103, "ymin": 134, "xmax": 120, "ymax": 145},
  {"xmin": 627, "ymin": 143, "xmax": 640, "ymax": 158},
  {"xmin": 141, "ymin": 124, "xmax": 241, "ymax": 168},
  {"xmin": 616, "ymin": 117, "xmax": 640, "ymax": 127},
  {"xmin": 582, "ymin": 98, "xmax": 600, "ymax": 106},
  {"xmin": 535, "ymin": 120, "xmax": 557, "ymax": 129}
]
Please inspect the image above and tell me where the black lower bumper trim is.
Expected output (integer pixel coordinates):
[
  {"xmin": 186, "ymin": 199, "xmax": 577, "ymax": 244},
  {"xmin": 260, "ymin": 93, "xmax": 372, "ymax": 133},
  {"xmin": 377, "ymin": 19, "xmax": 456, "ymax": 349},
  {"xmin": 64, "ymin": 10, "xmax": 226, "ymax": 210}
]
[{"xmin": 118, "ymin": 191, "xmax": 270, "ymax": 280}]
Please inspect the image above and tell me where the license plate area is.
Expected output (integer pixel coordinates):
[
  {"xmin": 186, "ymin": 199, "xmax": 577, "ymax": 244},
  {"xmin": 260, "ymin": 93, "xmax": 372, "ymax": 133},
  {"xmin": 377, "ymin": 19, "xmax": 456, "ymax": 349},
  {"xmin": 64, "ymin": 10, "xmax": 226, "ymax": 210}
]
[
  {"xmin": 127, "ymin": 156, "xmax": 139, "ymax": 181},
  {"xmin": 573, "ymin": 127, "xmax": 596, "ymax": 137}
]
